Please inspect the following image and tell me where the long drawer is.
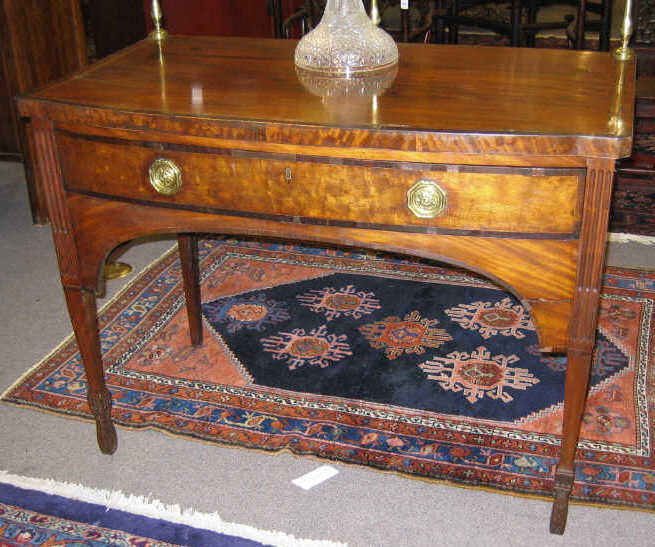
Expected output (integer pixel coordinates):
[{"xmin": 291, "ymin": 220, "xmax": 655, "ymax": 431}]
[{"xmin": 56, "ymin": 132, "xmax": 584, "ymax": 236}]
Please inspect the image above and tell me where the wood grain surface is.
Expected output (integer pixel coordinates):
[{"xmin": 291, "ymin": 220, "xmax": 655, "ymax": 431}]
[
  {"xmin": 56, "ymin": 131, "xmax": 584, "ymax": 236},
  {"xmin": 65, "ymin": 194, "xmax": 576, "ymax": 352},
  {"xmin": 18, "ymin": 36, "xmax": 635, "ymax": 159}
]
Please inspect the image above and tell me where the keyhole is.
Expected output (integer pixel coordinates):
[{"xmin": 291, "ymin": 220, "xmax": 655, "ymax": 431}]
[{"xmin": 285, "ymin": 167, "xmax": 293, "ymax": 182}]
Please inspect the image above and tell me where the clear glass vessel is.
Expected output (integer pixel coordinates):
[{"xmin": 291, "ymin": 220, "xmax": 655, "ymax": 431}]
[
  {"xmin": 296, "ymin": 65, "xmax": 397, "ymax": 98},
  {"xmin": 294, "ymin": 0, "xmax": 398, "ymax": 75}
]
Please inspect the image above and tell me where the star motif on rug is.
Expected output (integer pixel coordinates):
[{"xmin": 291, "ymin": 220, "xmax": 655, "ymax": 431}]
[
  {"xmin": 261, "ymin": 325, "xmax": 352, "ymax": 370},
  {"xmin": 444, "ymin": 297, "xmax": 535, "ymax": 339},
  {"xmin": 297, "ymin": 284, "xmax": 381, "ymax": 320},
  {"xmin": 358, "ymin": 310, "xmax": 453, "ymax": 359},
  {"xmin": 202, "ymin": 294, "xmax": 290, "ymax": 333},
  {"xmin": 583, "ymin": 405, "xmax": 630, "ymax": 436},
  {"xmin": 418, "ymin": 346, "xmax": 539, "ymax": 404}
]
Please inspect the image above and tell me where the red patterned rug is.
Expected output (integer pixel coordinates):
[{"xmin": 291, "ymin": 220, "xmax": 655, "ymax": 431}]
[{"xmin": 3, "ymin": 238, "xmax": 655, "ymax": 511}]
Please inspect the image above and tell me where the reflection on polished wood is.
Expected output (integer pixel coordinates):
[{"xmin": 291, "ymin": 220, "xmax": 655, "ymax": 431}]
[
  {"xmin": 18, "ymin": 36, "xmax": 635, "ymax": 534},
  {"xmin": 32, "ymin": 38, "xmax": 634, "ymax": 152}
]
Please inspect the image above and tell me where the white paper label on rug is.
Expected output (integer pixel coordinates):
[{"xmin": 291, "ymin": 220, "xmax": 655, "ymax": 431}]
[{"xmin": 292, "ymin": 466, "xmax": 339, "ymax": 490}]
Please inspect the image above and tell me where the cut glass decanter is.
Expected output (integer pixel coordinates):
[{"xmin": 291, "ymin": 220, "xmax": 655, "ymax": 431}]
[{"xmin": 294, "ymin": 0, "xmax": 399, "ymax": 75}]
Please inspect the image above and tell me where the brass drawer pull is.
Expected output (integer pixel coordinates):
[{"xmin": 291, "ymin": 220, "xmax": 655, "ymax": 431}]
[
  {"xmin": 407, "ymin": 179, "xmax": 447, "ymax": 218},
  {"xmin": 149, "ymin": 158, "xmax": 183, "ymax": 195}
]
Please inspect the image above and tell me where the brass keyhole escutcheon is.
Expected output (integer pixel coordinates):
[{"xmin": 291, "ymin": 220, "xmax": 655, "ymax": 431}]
[
  {"xmin": 149, "ymin": 158, "xmax": 183, "ymax": 195},
  {"xmin": 407, "ymin": 179, "xmax": 447, "ymax": 218}
]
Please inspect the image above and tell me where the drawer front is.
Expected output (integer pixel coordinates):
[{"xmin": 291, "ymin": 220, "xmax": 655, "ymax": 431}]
[{"xmin": 57, "ymin": 133, "xmax": 583, "ymax": 235}]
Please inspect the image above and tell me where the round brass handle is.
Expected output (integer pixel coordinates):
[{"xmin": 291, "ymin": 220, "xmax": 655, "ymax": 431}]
[
  {"xmin": 149, "ymin": 158, "xmax": 183, "ymax": 195},
  {"xmin": 407, "ymin": 179, "xmax": 447, "ymax": 218}
]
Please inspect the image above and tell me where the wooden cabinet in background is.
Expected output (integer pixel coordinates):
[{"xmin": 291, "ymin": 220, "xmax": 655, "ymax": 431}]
[
  {"xmin": 84, "ymin": 1, "xmax": 305, "ymax": 62},
  {"xmin": 0, "ymin": 0, "xmax": 86, "ymax": 223},
  {"xmin": 141, "ymin": 0, "xmax": 303, "ymax": 39},
  {"xmin": 85, "ymin": 0, "xmax": 146, "ymax": 60}
]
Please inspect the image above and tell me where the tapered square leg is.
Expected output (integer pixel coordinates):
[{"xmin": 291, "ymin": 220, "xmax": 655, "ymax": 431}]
[
  {"xmin": 549, "ymin": 159, "xmax": 615, "ymax": 534},
  {"xmin": 63, "ymin": 286, "xmax": 117, "ymax": 455},
  {"xmin": 178, "ymin": 234, "xmax": 203, "ymax": 346},
  {"xmin": 550, "ymin": 469, "xmax": 574, "ymax": 534}
]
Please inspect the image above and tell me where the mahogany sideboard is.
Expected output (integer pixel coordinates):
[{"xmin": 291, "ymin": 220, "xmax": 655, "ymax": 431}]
[{"xmin": 17, "ymin": 36, "xmax": 635, "ymax": 534}]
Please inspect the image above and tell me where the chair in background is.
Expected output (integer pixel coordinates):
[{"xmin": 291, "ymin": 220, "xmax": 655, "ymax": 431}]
[
  {"xmin": 281, "ymin": 0, "xmax": 325, "ymax": 38},
  {"xmin": 268, "ymin": 0, "xmax": 285, "ymax": 38},
  {"xmin": 434, "ymin": 0, "xmax": 573, "ymax": 47},
  {"xmin": 567, "ymin": 0, "xmax": 613, "ymax": 50},
  {"xmin": 278, "ymin": 0, "xmax": 435, "ymax": 42},
  {"xmin": 433, "ymin": 0, "xmax": 612, "ymax": 50},
  {"xmin": 379, "ymin": 1, "xmax": 436, "ymax": 42}
]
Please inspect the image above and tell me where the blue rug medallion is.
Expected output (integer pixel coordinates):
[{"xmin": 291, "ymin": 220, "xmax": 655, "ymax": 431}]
[{"xmin": 202, "ymin": 272, "xmax": 629, "ymax": 422}]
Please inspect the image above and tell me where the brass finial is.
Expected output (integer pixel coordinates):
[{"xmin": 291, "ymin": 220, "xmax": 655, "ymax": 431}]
[
  {"xmin": 150, "ymin": 0, "xmax": 168, "ymax": 41},
  {"xmin": 370, "ymin": 0, "xmax": 381, "ymax": 26},
  {"xmin": 613, "ymin": 0, "xmax": 634, "ymax": 61}
]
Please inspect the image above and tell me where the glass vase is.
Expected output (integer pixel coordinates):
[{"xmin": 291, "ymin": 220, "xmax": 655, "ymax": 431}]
[{"xmin": 294, "ymin": 0, "xmax": 398, "ymax": 75}]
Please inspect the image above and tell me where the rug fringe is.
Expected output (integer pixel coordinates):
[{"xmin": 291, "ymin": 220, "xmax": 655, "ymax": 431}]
[{"xmin": 0, "ymin": 470, "xmax": 346, "ymax": 547}]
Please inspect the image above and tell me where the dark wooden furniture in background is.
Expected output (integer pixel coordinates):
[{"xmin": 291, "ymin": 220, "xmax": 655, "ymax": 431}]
[
  {"xmin": 141, "ymin": 0, "xmax": 303, "ymax": 38},
  {"xmin": 85, "ymin": 1, "xmax": 305, "ymax": 57},
  {"xmin": 621, "ymin": 65, "xmax": 655, "ymax": 172},
  {"xmin": 635, "ymin": 0, "xmax": 654, "ymax": 46},
  {"xmin": 435, "ymin": 0, "xmax": 612, "ymax": 49},
  {"xmin": 18, "ymin": 36, "xmax": 634, "ymax": 534},
  {"xmin": 612, "ymin": 60, "xmax": 655, "ymax": 232},
  {"xmin": 0, "ymin": 0, "xmax": 86, "ymax": 223},
  {"xmin": 436, "ymin": 0, "xmax": 573, "ymax": 47},
  {"xmin": 633, "ymin": 0, "xmax": 655, "ymax": 140},
  {"xmin": 612, "ymin": 0, "xmax": 655, "ymax": 228},
  {"xmin": 84, "ymin": 0, "xmax": 146, "ymax": 60},
  {"xmin": 280, "ymin": 0, "xmax": 324, "ymax": 38}
]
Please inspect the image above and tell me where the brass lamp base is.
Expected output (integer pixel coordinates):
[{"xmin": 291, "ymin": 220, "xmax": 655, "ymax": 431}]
[
  {"xmin": 150, "ymin": 29, "xmax": 168, "ymax": 41},
  {"xmin": 103, "ymin": 262, "xmax": 133, "ymax": 280},
  {"xmin": 612, "ymin": 46, "xmax": 634, "ymax": 61}
]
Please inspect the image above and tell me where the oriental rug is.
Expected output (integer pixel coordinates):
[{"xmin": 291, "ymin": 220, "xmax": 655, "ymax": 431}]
[
  {"xmin": 3, "ymin": 238, "xmax": 655, "ymax": 511},
  {"xmin": 0, "ymin": 471, "xmax": 340, "ymax": 547}
]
